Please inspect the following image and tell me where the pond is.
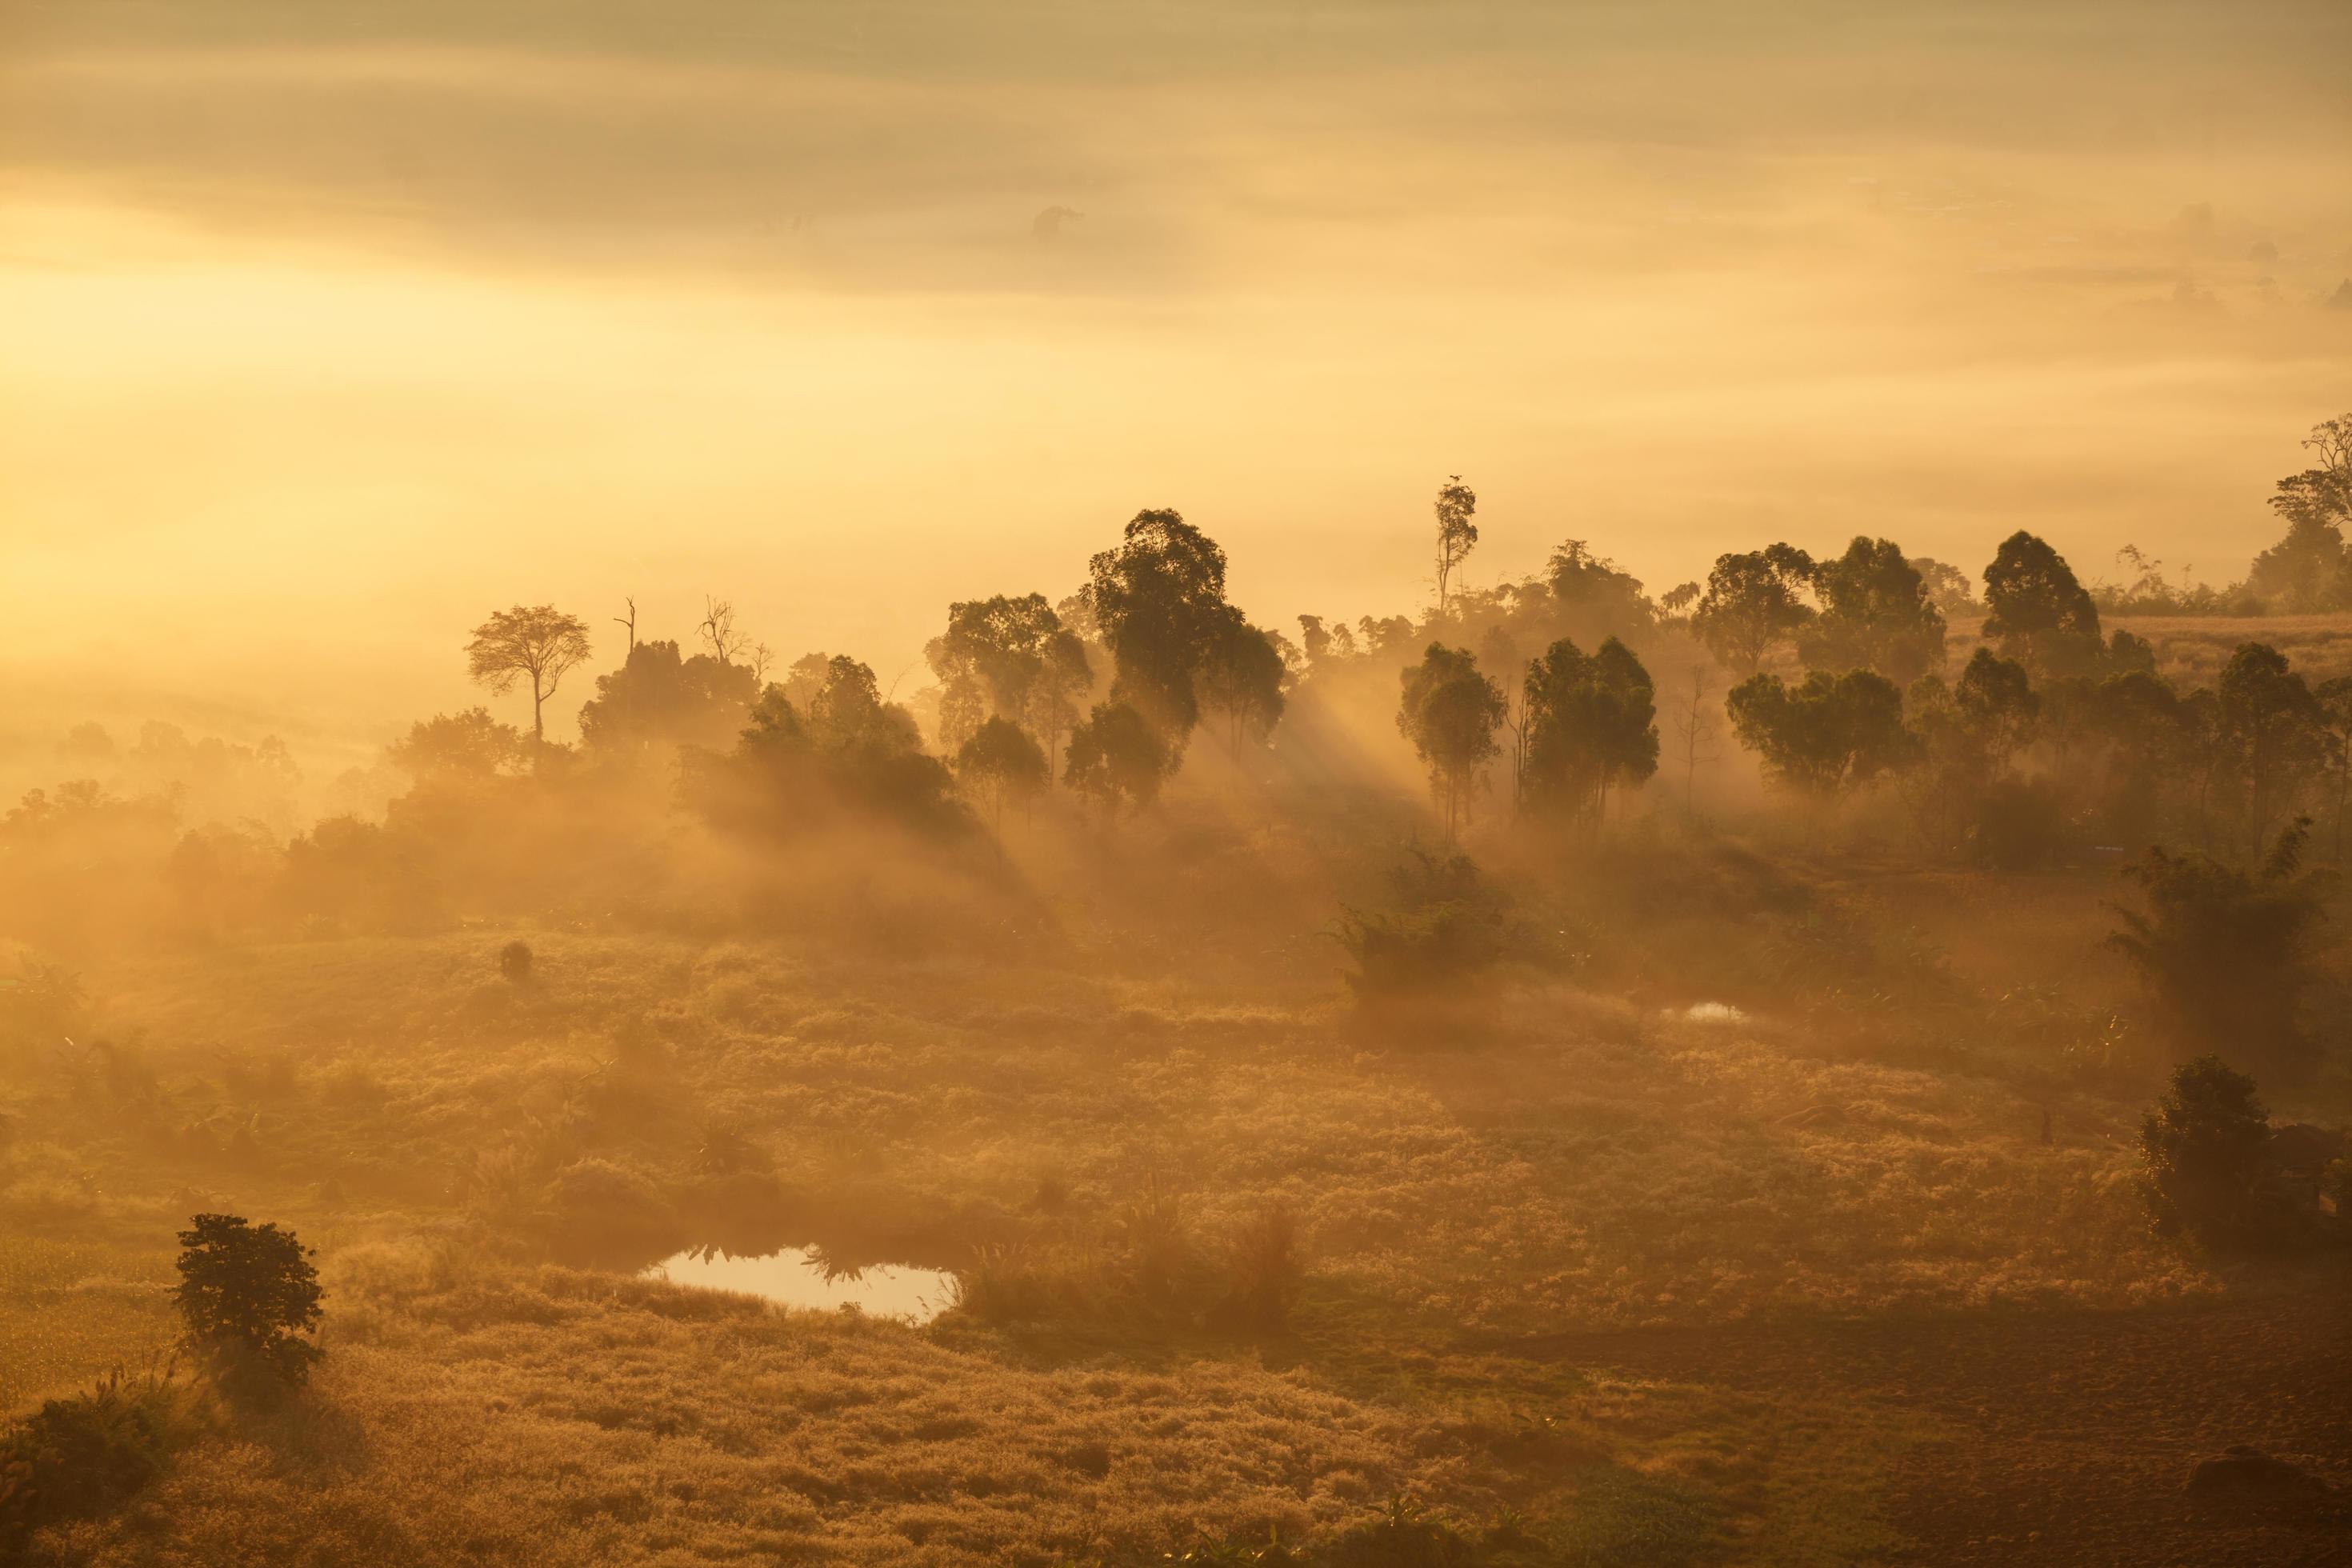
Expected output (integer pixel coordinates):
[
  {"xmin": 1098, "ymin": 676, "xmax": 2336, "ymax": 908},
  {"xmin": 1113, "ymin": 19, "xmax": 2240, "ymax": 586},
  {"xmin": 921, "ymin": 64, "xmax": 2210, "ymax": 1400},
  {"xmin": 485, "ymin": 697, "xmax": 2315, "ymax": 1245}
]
[{"xmin": 642, "ymin": 1246, "xmax": 959, "ymax": 1322}]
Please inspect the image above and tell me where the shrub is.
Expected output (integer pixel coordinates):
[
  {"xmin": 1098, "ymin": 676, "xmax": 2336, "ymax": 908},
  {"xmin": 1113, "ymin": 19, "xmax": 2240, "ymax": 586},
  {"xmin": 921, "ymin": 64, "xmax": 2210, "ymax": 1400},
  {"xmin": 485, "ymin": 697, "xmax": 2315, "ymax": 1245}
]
[
  {"xmin": 2108, "ymin": 820, "xmax": 2330, "ymax": 1075},
  {"xmin": 2136, "ymin": 1057, "xmax": 2294, "ymax": 1250},
  {"xmin": 498, "ymin": 940, "xmax": 534, "ymax": 982},
  {"xmin": 542, "ymin": 1158, "xmax": 682, "ymax": 1266},
  {"xmin": 0, "ymin": 1367, "xmax": 182, "ymax": 1553},
  {"xmin": 173, "ymin": 1214, "xmax": 325, "ymax": 1387}
]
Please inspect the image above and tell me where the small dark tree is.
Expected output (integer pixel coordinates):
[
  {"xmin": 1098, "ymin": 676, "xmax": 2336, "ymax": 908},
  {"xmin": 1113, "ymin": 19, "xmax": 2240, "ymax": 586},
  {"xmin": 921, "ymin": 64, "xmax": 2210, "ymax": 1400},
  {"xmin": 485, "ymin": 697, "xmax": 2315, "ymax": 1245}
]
[
  {"xmin": 2136, "ymin": 1057, "xmax": 2292, "ymax": 1250},
  {"xmin": 2108, "ymin": 819, "xmax": 2330, "ymax": 1075},
  {"xmin": 172, "ymin": 1214, "xmax": 324, "ymax": 1386},
  {"xmin": 499, "ymin": 940, "xmax": 534, "ymax": 982},
  {"xmin": 1196, "ymin": 607, "xmax": 1289, "ymax": 759}
]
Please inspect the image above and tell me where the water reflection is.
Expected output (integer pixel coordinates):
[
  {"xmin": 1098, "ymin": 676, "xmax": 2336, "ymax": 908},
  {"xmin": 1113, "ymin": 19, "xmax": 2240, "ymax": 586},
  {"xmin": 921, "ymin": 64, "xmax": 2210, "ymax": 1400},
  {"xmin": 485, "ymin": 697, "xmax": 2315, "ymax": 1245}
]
[{"xmin": 643, "ymin": 1245, "xmax": 957, "ymax": 1322}]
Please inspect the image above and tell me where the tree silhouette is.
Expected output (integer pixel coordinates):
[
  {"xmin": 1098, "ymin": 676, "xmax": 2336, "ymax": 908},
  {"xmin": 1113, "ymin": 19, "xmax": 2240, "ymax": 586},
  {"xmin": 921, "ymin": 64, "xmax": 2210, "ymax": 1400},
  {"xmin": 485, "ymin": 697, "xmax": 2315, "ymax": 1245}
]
[
  {"xmin": 2212, "ymin": 642, "xmax": 2324, "ymax": 862},
  {"xmin": 1432, "ymin": 474, "xmax": 1478, "ymax": 612},
  {"xmin": 173, "ymin": 1214, "xmax": 323, "ymax": 1386},
  {"xmin": 1197, "ymin": 606, "xmax": 1288, "ymax": 760},
  {"xmin": 577, "ymin": 639, "xmax": 758, "ymax": 759},
  {"xmin": 1063, "ymin": 700, "xmax": 1170, "ymax": 815},
  {"xmin": 926, "ymin": 593, "xmax": 1082, "ymax": 758},
  {"xmin": 1726, "ymin": 668, "xmax": 1914, "ymax": 798},
  {"xmin": 956, "ymin": 716, "xmax": 1047, "ymax": 832},
  {"xmin": 1082, "ymin": 509, "xmax": 1231, "ymax": 756},
  {"xmin": 1798, "ymin": 537, "xmax": 1946, "ymax": 684},
  {"xmin": 1397, "ymin": 643, "xmax": 1506, "ymax": 838},
  {"xmin": 2135, "ymin": 1057, "xmax": 2291, "ymax": 1249},
  {"xmin": 386, "ymin": 708, "xmax": 526, "ymax": 782},
  {"xmin": 1981, "ymin": 532, "xmax": 2102, "ymax": 678},
  {"xmin": 1691, "ymin": 545, "xmax": 1815, "ymax": 674},
  {"xmin": 466, "ymin": 606, "xmax": 592, "ymax": 758},
  {"xmin": 1521, "ymin": 636, "xmax": 1659, "ymax": 826}
]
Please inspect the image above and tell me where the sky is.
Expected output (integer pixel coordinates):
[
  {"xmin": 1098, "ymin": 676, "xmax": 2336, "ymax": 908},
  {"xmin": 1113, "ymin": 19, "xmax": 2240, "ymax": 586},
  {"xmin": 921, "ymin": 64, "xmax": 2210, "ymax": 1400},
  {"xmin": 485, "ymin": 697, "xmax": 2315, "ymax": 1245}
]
[{"xmin": 3, "ymin": 0, "xmax": 2350, "ymax": 764}]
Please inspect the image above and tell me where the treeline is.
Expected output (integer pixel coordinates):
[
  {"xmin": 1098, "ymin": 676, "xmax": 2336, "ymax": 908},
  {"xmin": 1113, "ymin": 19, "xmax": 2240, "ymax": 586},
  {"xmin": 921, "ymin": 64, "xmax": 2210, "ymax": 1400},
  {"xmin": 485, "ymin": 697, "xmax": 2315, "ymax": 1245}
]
[{"xmin": 5, "ymin": 415, "xmax": 2350, "ymax": 956}]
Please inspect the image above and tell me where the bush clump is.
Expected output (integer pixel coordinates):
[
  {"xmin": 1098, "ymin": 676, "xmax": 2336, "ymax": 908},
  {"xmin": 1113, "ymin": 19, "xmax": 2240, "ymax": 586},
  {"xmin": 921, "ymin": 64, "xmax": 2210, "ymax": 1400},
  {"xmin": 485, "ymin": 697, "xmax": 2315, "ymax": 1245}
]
[
  {"xmin": 498, "ymin": 939, "xmax": 534, "ymax": 982},
  {"xmin": 0, "ymin": 1367, "xmax": 185, "ymax": 1553},
  {"xmin": 174, "ymin": 1213, "xmax": 326, "ymax": 1390},
  {"xmin": 2136, "ymin": 1057, "xmax": 2294, "ymax": 1250}
]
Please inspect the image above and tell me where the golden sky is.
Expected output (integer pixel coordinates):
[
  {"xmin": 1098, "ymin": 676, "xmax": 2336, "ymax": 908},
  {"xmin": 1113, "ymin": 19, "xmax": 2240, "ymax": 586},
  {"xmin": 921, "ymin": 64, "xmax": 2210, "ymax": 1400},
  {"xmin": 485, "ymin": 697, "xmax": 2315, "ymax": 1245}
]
[{"xmin": 3, "ymin": 1, "xmax": 2349, "ymax": 759}]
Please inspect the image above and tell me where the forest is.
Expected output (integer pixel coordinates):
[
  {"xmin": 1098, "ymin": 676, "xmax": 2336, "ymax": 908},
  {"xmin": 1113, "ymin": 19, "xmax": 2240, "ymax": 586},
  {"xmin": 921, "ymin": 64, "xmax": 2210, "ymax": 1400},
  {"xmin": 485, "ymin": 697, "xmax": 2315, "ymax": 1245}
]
[{"xmin": 2, "ymin": 406, "xmax": 2349, "ymax": 1564}]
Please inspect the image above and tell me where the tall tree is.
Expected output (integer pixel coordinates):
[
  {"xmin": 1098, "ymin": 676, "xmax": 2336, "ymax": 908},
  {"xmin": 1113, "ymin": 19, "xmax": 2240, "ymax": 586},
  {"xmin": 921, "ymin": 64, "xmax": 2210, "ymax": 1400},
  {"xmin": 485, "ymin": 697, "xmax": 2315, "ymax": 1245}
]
[
  {"xmin": 1980, "ymin": 531, "xmax": 2102, "ymax": 678},
  {"xmin": 1798, "ymin": 537, "xmax": 1947, "ymax": 683},
  {"xmin": 1397, "ymin": 643, "xmax": 1506, "ymax": 838},
  {"xmin": 1690, "ymin": 545, "xmax": 1816, "ymax": 674},
  {"xmin": 466, "ymin": 606, "xmax": 592, "ymax": 758},
  {"xmin": 1432, "ymin": 474, "xmax": 1478, "ymax": 612},
  {"xmin": 1671, "ymin": 666, "xmax": 1718, "ymax": 816},
  {"xmin": 1726, "ymin": 668, "xmax": 1914, "ymax": 798},
  {"xmin": 1521, "ymin": 636, "xmax": 1660, "ymax": 825},
  {"xmin": 1082, "ymin": 509, "xmax": 1231, "ymax": 756}
]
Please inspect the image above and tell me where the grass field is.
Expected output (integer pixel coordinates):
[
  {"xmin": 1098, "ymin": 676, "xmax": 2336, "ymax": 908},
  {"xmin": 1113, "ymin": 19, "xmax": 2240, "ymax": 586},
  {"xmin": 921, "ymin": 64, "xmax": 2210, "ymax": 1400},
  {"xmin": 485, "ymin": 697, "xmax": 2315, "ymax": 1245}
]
[{"xmin": 9, "ymin": 825, "xmax": 2346, "ymax": 1563}]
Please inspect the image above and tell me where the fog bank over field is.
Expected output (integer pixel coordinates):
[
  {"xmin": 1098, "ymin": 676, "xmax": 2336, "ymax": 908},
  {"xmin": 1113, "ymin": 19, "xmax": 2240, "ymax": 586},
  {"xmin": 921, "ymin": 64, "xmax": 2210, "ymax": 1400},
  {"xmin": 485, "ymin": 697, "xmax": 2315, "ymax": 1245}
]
[{"xmin": 3, "ymin": 0, "xmax": 2350, "ymax": 760}]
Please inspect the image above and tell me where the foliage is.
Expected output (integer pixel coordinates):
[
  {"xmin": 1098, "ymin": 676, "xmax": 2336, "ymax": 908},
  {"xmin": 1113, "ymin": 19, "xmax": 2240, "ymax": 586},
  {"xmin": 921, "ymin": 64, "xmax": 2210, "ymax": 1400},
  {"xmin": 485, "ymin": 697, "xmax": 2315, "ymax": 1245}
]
[
  {"xmin": 499, "ymin": 939, "xmax": 534, "ymax": 982},
  {"xmin": 0, "ymin": 1366, "xmax": 184, "ymax": 1554},
  {"xmin": 1521, "ymin": 636, "xmax": 1658, "ymax": 822},
  {"xmin": 1726, "ymin": 668, "xmax": 1915, "ymax": 798},
  {"xmin": 466, "ymin": 604, "xmax": 594, "ymax": 750},
  {"xmin": 576, "ymin": 640, "xmax": 759, "ymax": 759},
  {"xmin": 956, "ymin": 716, "xmax": 1050, "ymax": 829},
  {"xmin": 1981, "ymin": 531, "xmax": 2102, "ymax": 678},
  {"xmin": 1397, "ymin": 645, "xmax": 1506, "ymax": 836},
  {"xmin": 1798, "ymin": 536, "xmax": 1947, "ymax": 684},
  {"xmin": 1690, "ymin": 544, "xmax": 1814, "ymax": 673},
  {"xmin": 388, "ymin": 707, "xmax": 528, "ymax": 782},
  {"xmin": 1084, "ymin": 508, "xmax": 1233, "ymax": 753},
  {"xmin": 1433, "ymin": 474, "xmax": 1478, "ymax": 611},
  {"xmin": 172, "ymin": 1214, "xmax": 325, "ymax": 1387},
  {"xmin": 1063, "ymin": 701, "xmax": 1173, "ymax": 814},
  {"xmin": 692, "ymin": 662, "xmax": 971, "ymax": 839},
  {"xmin": 2134, "ymin": 1057, "xmax": 2294, "ymax": 1250},
  {"xmin": 2108, "ymin": 819, "xmax": 2330, "ymax": 1074}
]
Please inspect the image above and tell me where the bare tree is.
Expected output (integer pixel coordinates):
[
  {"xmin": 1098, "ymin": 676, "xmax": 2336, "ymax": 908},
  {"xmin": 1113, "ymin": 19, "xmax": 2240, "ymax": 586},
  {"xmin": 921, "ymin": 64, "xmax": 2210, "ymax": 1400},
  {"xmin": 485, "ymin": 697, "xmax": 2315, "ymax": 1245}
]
[
  {"xmin": 698, "ymin": 596, "xmax": 743, "ymax": 665},
  {"xmin": 466, "ymin": 606, "xmax": 593, "ymax": 760},
  {"xmin": 614, "ymin": 597, "xmax": 638, "ymax": 652},
  {"xmin": 1433, "ymin": 474, "xmax": 1478, "ymax": 613},
  {"xmin": 1671, "ymin": 666, "xmax": 1719, "ymax": 816},
  {"xmin": 749, "ymin": 642, "xmax": 776, "ymax": 686}
]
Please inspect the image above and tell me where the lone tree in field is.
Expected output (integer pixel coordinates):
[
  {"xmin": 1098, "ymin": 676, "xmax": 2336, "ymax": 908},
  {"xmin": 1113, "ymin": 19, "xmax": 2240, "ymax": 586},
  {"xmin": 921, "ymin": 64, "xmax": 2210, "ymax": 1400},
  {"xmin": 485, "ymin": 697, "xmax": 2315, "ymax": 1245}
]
[
  {"xmin": 466, "ymin": 605, "xmax": 592, "ymax": 758},
  {"xmin": 956, "ymin": 716, "xmax": 1048, "ymax": 831},
  {"xmin": 1690, "ymin": 544, "xmax": 1816, "ymax": 674},
  {"xmin": 1398, "ymin": 643, "xmax": 1506, "ymax": 838},
  {"xmin": 1726, "ymin": 667, "xmax": 1915, "ymax": 799},
  {"xmin": 1432, "ymin": 474, "xmax": 1478, "ymax": 612},
  {"xmin": 173, "ymin": 1214, "xmax": 324, "ymax": 1386},
  {"xmin": 1981, "ymin": 531, "xmax": 2102, "ymax": 678},
  {"xmin": 2136, "ymin": 1056, "xmax": 2291, "ymax": 1250}
]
